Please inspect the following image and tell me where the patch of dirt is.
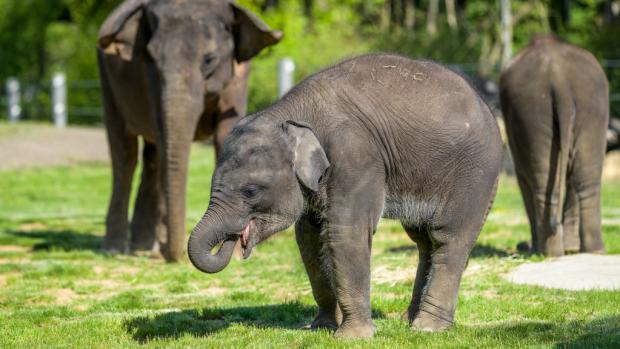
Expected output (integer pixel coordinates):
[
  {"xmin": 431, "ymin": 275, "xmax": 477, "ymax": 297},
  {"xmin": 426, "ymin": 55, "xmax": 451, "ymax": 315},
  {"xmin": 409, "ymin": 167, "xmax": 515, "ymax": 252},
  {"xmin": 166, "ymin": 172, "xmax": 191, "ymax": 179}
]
[
  {"xmin": 603, "ymin": 152, "xmax": 620, "ymax": 180},
  {"xmin": 113, "ymin": 266, "xmax": 140, "ymax": 276},
  {"xmin": 47, "ymin": 288, "xmax": 78, "ymax": 305},
  {"xmin": 0, "ymin": 272, "xmax": 20, "ymax": 287},
  {"xmin": 17, "ymin": 223, "xmax": 49, "ymax": 231},
  {"xmin": 0, "ymin": 245, "xmax": 30, "ymax": 252},
  {"xmin": 372, "ymin": 265, "xmax": 415, "ymax": 286},
  {"xmin": 0, "ymin": 124, "xmax": 108, "ymax": 170},
  {"xmin": 200, "ymin": 286, "xmax": 228, "ymax": 297}
]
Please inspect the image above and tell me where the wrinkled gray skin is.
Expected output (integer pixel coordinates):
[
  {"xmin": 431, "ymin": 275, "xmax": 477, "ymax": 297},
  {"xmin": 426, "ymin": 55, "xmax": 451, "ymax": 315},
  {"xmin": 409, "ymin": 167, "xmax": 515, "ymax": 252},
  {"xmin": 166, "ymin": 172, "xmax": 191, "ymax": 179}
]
[
  {"xmin": 188, "ymin": 54, "xmax": 502, "ymax": 338},
  {"xmin": 500, "ymin": 37, "xmax": 609, "ymax": 256},
  {"xmin": 96, "ymin": 0, "xmax": 281, "ymax": 261}
]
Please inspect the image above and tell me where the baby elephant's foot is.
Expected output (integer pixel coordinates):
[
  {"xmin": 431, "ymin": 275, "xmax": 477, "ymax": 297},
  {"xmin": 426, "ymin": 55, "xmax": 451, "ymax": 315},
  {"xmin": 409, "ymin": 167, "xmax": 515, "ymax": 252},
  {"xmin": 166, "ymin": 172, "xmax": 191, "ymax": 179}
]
[
  {"xmin": 334, "ymin": 320, "xmax": 375, "ymax": 339},
  {"xmin": 311, "ymin": 312, "xmax": 339, "ymax": 330},
  {"xmin": 411, "ymin": 310, "xmax": 452, "ymax": 332}
]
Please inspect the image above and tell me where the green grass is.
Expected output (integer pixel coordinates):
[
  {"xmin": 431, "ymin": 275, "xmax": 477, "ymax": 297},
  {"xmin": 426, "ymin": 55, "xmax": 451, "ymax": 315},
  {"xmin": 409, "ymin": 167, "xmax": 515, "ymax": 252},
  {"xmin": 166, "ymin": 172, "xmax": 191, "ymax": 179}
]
[{"xmin": 1, "ymin": 137, "xmax": 619, "ymax": 348}]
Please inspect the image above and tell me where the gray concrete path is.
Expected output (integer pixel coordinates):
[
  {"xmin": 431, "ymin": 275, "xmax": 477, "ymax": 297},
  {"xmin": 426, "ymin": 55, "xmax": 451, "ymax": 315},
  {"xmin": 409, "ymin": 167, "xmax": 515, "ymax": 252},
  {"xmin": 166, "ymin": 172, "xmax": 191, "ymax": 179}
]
[
  {"xmin": 506, "ymin": 254, "xmax": 620, "ymax": 291},
  {"xmin": 0, "ymin": 125, "xmax": 108, "ymax": 170}
]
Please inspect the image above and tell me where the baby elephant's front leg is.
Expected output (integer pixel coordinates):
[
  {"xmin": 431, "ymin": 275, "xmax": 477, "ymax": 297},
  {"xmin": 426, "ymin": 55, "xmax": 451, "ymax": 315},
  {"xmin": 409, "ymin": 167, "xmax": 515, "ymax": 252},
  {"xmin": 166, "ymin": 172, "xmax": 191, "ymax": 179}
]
[{"xmin": 326, "ymin": 222, "xmax": 377, "ymax": 338}]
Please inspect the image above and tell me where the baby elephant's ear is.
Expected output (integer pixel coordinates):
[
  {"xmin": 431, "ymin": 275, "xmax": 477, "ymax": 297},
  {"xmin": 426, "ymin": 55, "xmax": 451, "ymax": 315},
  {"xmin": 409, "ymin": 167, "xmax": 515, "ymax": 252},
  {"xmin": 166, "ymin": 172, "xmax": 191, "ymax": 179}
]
[{"xmin": 284, "ymin": 121, "xmax": 330, "ymax": 191}]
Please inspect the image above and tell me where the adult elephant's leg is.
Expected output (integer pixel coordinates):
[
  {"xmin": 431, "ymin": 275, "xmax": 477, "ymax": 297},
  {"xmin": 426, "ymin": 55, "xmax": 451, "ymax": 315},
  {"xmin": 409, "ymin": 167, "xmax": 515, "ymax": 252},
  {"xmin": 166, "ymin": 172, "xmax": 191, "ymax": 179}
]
[
  {"xmin": 102, "ymin": 107, "xmax": 138, "ymax": 254},
  {"xmin": 562, "ymin": 181, "xmax": 581, "ymax": 253},
  {"xmin": 402, "ymin": 225, "xmax": 432, "ymax": 323},
  {"xmin": 130, "ymin": 141, "xmax": 164, "ymax": 253},
  {"xmin": 100, "ymin": 64, "xmax": 137, "ymax": 254},
  {"xmin": 295, "ymin": 212, "xmax": 341, "ymax": 330},
  {"xmin": 325, "ymin": 171, "xmax": 384, "ymax": 338},
  {"xmin": 572, "ymin": 149, "xmax": 605, "ymax": 253},
  {"xmin": 514, "ymin": 172, "xmax": 538, "ymax": 252}
]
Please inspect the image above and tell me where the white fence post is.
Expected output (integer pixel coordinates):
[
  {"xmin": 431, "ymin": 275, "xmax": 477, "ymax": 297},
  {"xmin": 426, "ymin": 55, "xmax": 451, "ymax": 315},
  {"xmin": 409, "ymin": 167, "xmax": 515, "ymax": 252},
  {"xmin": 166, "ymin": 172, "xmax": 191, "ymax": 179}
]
[
  {"xmin": 500, "ymin": 0, "xmax": 513, "ymax": 68},
  {"xmin": 278, "ymin": 57, "xmax": 295, "ymax": 98},
  {"xmin": 52, "ymin": 73, "xmax": 67, "ymax": 128},
  {"xmin": 6, "ymin": 78, "xmax": 21, "ymax": 122}
]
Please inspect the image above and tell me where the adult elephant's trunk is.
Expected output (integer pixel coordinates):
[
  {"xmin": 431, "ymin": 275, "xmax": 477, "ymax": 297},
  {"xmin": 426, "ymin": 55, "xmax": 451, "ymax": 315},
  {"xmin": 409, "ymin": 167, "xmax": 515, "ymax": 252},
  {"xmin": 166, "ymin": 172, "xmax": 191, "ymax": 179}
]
[
  {"xmin": 187, "ymin": 211, "xmax": 237, "ymax": 273},
  {"xmin": 158, "ymin": 76, "xmax": 203, "ymax": 262}
]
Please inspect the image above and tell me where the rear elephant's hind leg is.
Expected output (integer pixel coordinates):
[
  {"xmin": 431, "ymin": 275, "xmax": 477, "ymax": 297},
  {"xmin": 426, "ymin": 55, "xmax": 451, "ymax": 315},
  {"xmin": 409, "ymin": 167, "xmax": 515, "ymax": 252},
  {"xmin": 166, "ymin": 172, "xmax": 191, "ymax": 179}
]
[
  {"xmin": 402, "ymin": 225, "xmax": 432, "ymax": 324},
  {"xmin": 515, "ymin": 174, "xmax": 538, "ymax": 253},
  {"xmin": 571, "ymin": 144, "xmax": 605, "ymax": 253},
  {"xmin": 562, "ymin": 182, "xmax": 580, "ymax": 253},
  {"xmin": 131, "ymin": 141, "xmax": 165, "ymax": 254},
  {"xmin": 576, "ymin": 180, "xmax": 605, "ymax": 253}
]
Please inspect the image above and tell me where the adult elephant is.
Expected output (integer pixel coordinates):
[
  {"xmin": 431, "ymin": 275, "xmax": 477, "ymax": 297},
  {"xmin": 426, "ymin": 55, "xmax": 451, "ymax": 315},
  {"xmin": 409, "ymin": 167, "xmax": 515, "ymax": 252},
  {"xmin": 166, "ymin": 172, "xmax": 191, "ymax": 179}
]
[
  {"xmin": 500, "ymin": 36, "xmax": 608, "ymax": 256},
  {"xmin": 97, "ymin": 0, "xmax": 281, "ymax": 261}
]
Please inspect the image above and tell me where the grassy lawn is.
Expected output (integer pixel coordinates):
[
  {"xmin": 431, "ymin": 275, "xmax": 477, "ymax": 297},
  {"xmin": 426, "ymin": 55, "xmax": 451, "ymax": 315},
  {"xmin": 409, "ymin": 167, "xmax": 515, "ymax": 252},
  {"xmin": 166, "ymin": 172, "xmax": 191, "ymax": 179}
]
[{"xmin": 1, "ymin": 141, "xmax": 619, "ymax": 348}]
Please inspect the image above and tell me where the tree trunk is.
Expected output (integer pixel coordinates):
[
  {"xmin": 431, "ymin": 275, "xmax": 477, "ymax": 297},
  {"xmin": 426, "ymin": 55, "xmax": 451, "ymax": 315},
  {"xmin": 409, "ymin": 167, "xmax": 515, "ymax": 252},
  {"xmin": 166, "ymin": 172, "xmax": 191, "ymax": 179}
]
[
  {"xmin": 445, "ymin": 0, "xmax": 457, "ymax": 29},
  {"xmin": 405, "ymin": 0, "xmax": 415, "ymax": 30},
  {"xmin": 500, "ymin": 0, "xmax": 513, "ymax": 68},
  {"xmin": 426, "ymin": 0, "xmax": 438, "ymax": 35}
]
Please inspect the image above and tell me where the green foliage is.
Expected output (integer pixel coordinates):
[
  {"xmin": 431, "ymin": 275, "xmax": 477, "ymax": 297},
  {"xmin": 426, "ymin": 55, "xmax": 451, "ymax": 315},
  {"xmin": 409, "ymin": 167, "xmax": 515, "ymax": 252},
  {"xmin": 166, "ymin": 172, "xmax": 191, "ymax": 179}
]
[{"xmin": 0, "ymin": 1, "xmax": 618, "ymax": 121}]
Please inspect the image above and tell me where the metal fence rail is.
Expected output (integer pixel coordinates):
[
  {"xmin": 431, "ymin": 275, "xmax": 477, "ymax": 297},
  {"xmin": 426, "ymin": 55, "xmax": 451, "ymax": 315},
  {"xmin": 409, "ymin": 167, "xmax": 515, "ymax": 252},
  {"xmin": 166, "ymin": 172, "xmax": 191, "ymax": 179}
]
[{"xmin": 3, "ymin": 58, "xmax": 620, "ymax": 126}]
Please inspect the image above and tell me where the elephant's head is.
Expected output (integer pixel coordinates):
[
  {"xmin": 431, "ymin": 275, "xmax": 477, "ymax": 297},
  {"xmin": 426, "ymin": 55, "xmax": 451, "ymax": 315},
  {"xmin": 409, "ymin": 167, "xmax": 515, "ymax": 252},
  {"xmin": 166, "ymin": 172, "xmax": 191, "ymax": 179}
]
[
  {"xmin": 187, "ymin": 117, "xmax": 330, "ymax": 273},
  {"xmin": 98, "ymin": 0, "xmax": 282, "ymax": 118}
]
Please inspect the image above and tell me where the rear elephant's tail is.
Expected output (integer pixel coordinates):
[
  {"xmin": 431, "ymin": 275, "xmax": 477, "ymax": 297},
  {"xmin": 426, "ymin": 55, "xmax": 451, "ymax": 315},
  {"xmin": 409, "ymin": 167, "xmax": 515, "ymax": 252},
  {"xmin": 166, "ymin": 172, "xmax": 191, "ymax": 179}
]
[{"xmin": 548, "ymin": 71, "xmax": 576, "ymax": 255}]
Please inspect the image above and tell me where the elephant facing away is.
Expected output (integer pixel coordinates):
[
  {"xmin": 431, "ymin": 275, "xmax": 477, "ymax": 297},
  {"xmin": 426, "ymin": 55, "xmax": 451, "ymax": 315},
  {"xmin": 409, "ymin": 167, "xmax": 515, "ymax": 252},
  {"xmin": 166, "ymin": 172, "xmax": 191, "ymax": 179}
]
[
  {"xmin": 500, "ymin": 36, "xmax": 608, "ymax": 256},
  {"xmin": 187, "ymin": 54, "xmax": 502, "ymax": 337},
  {"xmin": 97, "ymin": 0, "xmax": 281, "ymax": 261}
]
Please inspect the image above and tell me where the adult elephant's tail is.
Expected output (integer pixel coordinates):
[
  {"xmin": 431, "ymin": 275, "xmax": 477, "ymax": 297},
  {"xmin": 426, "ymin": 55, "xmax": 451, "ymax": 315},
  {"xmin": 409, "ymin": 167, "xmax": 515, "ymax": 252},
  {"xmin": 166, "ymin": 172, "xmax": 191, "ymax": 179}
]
[{"xmin": 547, "ymin": 68, "xmax": 576, "ymax": 255}]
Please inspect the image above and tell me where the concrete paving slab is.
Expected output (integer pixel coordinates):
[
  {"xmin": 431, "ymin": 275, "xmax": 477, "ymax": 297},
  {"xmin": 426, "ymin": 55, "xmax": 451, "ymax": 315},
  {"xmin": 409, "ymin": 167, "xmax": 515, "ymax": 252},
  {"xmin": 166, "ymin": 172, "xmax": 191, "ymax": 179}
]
[{"xmin": 506, "ymin": 254, "xmax": 620, "ymax": 291}]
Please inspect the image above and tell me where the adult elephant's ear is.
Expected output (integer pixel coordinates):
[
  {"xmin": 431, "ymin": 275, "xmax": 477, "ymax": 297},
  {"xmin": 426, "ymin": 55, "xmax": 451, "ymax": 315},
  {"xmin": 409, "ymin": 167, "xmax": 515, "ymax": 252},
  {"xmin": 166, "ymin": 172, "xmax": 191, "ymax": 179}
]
[
  {"xmin": 284, "ymin": 121, "xmax": 330, "ymax": 192},
  {"xmin": 231, "ymin": 3, "xmax": 283, "ymax": 62},
  {"xmin": 98, "ymin": 0, "xmax": 148, "ymax": 61}
]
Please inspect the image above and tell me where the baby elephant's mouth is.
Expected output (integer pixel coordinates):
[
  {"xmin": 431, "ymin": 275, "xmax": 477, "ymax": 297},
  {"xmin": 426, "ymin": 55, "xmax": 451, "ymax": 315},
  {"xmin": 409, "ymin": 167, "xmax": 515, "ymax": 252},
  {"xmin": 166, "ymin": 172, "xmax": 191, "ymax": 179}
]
[{"xmin": 240, "ymin": 220, "xmax": 255, "ymax": 259}]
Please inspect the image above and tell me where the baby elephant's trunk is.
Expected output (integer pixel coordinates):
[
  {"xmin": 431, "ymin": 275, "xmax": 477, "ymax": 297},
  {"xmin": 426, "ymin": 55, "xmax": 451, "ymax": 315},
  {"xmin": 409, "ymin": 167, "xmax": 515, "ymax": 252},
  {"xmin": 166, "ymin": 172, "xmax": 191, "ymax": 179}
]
[{"xmin": 187, "ymin": 213, "xmax": 237, "ymax": 274}]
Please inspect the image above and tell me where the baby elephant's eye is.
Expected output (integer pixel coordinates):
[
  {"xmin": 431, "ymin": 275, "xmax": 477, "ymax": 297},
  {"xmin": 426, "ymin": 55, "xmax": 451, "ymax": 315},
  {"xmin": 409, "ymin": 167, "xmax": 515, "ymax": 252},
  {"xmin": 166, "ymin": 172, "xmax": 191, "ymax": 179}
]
[{"xmin": 241, "ymin": 184, "xmax": 262, "ymax": 199}]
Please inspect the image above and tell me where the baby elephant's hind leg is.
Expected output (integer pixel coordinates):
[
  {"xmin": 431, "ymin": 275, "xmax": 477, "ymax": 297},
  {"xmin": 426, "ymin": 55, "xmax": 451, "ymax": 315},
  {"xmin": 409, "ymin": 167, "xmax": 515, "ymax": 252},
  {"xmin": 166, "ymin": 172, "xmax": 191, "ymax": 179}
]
[
  {"xmin": 402, "ymin": 225, "xmax": 432, "ymax": 323},
  {"xmin": 409, "ymin": 200, "xmax": 489, "ymax": 332},
  {"xmin": 411, "ymin": 224, "xmax": 477, "ymax": 331}
]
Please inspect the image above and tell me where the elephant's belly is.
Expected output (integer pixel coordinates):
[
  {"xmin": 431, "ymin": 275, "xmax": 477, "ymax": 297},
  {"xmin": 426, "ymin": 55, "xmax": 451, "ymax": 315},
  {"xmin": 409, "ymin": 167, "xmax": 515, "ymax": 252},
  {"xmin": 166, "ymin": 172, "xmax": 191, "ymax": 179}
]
[{"xmin": 382, "ymin": 193, "xmax": 436, "ymax": 226}]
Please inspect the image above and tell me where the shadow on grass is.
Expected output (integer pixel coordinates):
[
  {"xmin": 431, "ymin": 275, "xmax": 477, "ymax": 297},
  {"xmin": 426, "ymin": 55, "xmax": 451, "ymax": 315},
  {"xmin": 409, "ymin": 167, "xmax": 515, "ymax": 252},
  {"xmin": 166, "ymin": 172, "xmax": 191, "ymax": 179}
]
[
  {"xmin": 469, "ymin": 244, "xmax": 510, "ymax": 258},
  {"xmin": 554, "ymin": 316, "xmax": 620, "ymax": 349},
  {"xmin": 124, "ymin": 302, "xmax": 386, "ymax": 342},
  {"xmin": 5, "ymin": 229, "xmax": 102, "ymax": 251},
  {"xmin": 477, "ymin": 316, "xmax": 620, "ymax": 348},
  {"xmin": 387, "ymin": 243, "xmax": 510, "ymax": 258}
]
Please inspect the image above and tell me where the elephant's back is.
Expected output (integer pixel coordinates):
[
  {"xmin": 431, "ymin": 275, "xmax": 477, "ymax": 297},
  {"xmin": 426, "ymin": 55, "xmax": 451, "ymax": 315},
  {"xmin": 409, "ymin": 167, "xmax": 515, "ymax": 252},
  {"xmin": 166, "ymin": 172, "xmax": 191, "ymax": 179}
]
[
  {"xmin": 500, "ymin": 39, "xmax": 608, "ymax": 124},
  {"xmin": 304, "ymin": 54, "xmax": 502, "ymax": 192},
  {"xmin": 314, "ymin": 54, "xmax": 495, "ymax": 132}
]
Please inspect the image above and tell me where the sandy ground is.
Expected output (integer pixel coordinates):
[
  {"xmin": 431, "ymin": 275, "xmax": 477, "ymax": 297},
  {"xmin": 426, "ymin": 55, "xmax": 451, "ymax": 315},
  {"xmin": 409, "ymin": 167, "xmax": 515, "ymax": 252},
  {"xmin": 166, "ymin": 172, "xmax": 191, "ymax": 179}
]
[
  {"xmin": 506, "ymin": 254, "xmax": 620, "ymax": 290},
  {"xmin": 0, "ymin": 124, "xmax": 109, "ymax": 170}
]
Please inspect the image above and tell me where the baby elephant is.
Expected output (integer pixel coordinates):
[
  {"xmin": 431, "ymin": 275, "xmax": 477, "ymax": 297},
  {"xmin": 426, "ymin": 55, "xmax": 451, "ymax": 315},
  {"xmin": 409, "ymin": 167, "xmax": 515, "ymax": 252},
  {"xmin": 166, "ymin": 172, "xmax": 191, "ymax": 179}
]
[
  {"xmin": 188, "ymin": 54, "xmax": 502, "ymax": 337},
  {"xmin": 500, "ymin": 36, "xmax": 609, "ymax": 256}
]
